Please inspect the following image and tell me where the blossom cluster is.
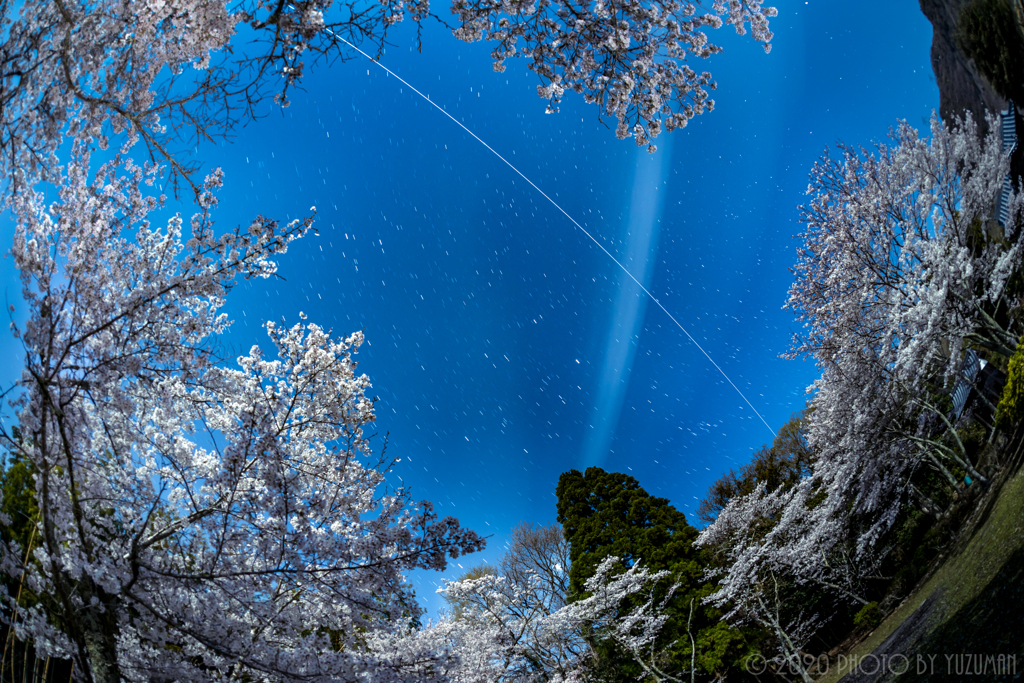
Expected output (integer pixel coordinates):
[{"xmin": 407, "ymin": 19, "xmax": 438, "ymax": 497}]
[
  {"xmin": 431, "ymin": 556, "xmax": 682, "ymax": 681},
  {"xmin": 697, "ymin": 113, "xmax": 1023, "ymax": 680},
  {"xmin": 451, "ymin": 0, "xmax": 776, "ymax": 150},
  {"xmin": 2, "ymin": 147, "xmax": 484, "ymax": 682}
]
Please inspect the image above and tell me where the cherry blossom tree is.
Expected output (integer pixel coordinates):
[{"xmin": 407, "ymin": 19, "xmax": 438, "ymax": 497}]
[
  {"xmin": 0, "ymin": 0, "xmax": 776, "ymax": 199},
  {"xmin": 436, "ymin": 570, "xmax": 582, "ymax": 681},
  {"xmin": 0, "ymin": 145, "xmax": 484, "ymax": 683},
  {"xmin": 699, "ymin": 114, "xmax": 1024, "ymax": 679},
  {"xmin": 435, "ymin": 555, "xmax": 694, "ymax": 683},
  {"xmin": 788, "ymin": 112, "xmax": 1022, "ymax": 528},
  {"xmin": 787, "ymin": 112, "xmax": 1020, "ymax": 535},
  {"xmin": 696, "ymin": 483, "xmax": 826, "ymax": 683},
  {"xmin": 436, "ymin": 523, "xmax": 587, "ymax": 681}
]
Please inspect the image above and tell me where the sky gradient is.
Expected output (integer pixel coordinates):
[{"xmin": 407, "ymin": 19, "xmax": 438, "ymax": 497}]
[{"xmin": 0, "ymin": 0, "xmax": 941, "ymax": 618}]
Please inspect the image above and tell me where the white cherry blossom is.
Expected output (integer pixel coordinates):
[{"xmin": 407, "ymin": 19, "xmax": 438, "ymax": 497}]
[{"xmin": 0, "ymin": 146, "xmax": 484, "ymax": 683}]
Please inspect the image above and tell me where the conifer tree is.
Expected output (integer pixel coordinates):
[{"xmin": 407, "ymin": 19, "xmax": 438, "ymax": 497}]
[
  {"xmin": 557, "ymin": 468, "xmax": 696, "ymax": 597},
  {"xmin": 556, "ymin": 467, "xmax": 750, "ymax": 681}
]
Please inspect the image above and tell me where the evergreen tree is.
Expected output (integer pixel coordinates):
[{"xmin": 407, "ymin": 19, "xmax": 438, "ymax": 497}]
[
  {"xmin": 557, "ymin": 468, "xmax": 696, "ymax": 598},
  {"xmin": 556, "ymin": 467, "xmax": 753, "ymax": 681}
]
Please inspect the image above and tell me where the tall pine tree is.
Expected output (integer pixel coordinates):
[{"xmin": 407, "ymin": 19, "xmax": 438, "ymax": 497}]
[
  {"xmin": 557, "ymin": 467, "xmax": 697, "ymax": 597},
  {"xmin": 556, "ymin": 467, "xmax": 754, "ymax": 681}
]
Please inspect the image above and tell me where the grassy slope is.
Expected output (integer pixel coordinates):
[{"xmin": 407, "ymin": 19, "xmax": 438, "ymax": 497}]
[{"xmin": 818, "ymin": 459, "xmax": 1024, "ymax": 683}]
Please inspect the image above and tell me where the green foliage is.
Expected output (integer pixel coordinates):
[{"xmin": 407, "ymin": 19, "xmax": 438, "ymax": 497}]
[
  {"xmin": 853, "ymin": 602, "xmax": 882, "ymax": 632},
  {"xmin": 0, "ymin": 430, "xmax": 76, "ymax": 683},
  {"xmin": 958, "ymin": 421, "xmax": 987, "ymax": 463},
  {"xmin": 687, "ymin": 593, "xmax": 760, "ymax": 679},
  {"xmin": 956, "ymin": 0, "xmax": 1024, "ymax": 105},
  {"xmin": 556, "ymin": 467, "xmax": 698, "ymax": 597},
  {"xmin": 886, "ymin": 508, "xmax": 946, "ymax": 600},
  {"xmin": 0, "ymin": 428, "xmax": 38, "ymax": 556},
  {"xmin": 0, "ymin": 428, "xmax": 50, "ymax": 619},
  {"xmin": 995, "ymin": 334, "xmax": 1024, "ymax": 432},
  {"xmin": 556, "ymin": 467, "xmax": 752, "ymax": 681}
]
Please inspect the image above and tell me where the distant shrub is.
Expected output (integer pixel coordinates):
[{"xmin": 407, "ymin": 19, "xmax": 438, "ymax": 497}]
[
  {"xmin": 853, "ymin": 602, "xmax": 882, "ymax": 632},
  {"xmin": 995, "ymin": 334, "xmax": 1024, "ymax": 433},
  {"xmin": 958, "ymin": 421, "xmax": 987, "ymax": 463},
  {"xmin": 956, "ymin": 0, "xmax": 1024, "ymax": 105}
]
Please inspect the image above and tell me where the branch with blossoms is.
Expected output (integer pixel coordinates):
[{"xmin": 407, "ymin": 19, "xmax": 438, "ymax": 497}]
[
  {"xmin": 434, "ymin": 555, "xmax": 705, "ymax": 682},
  {"xmin": 0, "ymin": 0, "xmax": 778, "ymax": 199},
  {"xmin": 0, "ymin": 147, "xmax": 485, "ymax": 683},
  {"xmin": 699, "ymin": 495, "xmax": 827, "ymax": 683},
  {"xmin": 451, "ymin": 0, "xmax": 775, "ymax": 151}
]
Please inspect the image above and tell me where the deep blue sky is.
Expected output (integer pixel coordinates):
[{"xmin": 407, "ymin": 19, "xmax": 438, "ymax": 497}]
[{"xmin": 0, "ymin": 0, "xmax": 938, "ymax": 618}]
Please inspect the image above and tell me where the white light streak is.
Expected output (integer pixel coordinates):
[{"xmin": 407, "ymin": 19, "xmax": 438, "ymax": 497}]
[{"xmin": 325, "ymin": 26, "xmax": 777, "ymax": 439}]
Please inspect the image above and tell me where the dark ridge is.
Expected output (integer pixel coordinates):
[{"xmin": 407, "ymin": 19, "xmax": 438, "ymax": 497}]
[{"xmin": 920, "ymin": 0, "xmax": 1009, "ymax": 137}]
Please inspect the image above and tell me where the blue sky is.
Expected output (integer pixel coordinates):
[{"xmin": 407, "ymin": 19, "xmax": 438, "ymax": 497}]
[{"xmin": 0, "ymin": 0, "xmax": 939, "ymax": 618}]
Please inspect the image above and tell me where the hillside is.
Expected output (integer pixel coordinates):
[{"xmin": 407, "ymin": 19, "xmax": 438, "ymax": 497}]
[
  {"xmin": 920, "ymin": 0, "xmax": 1009, "ymax": 134},
  {"xmin": 822, "ymin": 434, "xmax": 1024, "ymax": 682}
]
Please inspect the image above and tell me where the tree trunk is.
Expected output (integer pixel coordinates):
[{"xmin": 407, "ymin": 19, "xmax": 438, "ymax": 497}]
[
  {"xmin": 921, "ymin": 449, "xmax": 964, "ymax": 494},
  {"xmin": 80, "ymin": 584, "xmax": 121, "ymax": 683},
  {"xmin": 910, "ymin": 483, "xmax": 948, "ymax": 522}
]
